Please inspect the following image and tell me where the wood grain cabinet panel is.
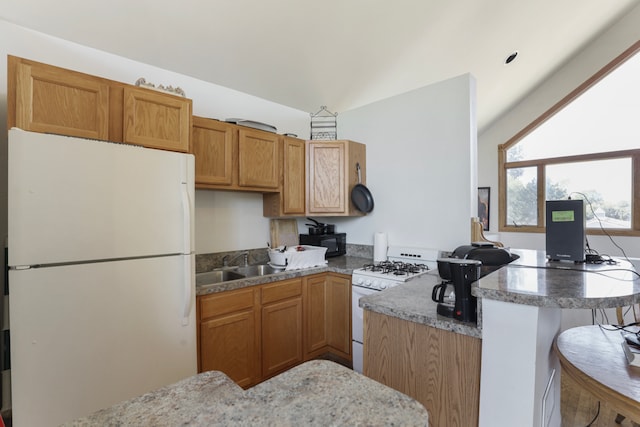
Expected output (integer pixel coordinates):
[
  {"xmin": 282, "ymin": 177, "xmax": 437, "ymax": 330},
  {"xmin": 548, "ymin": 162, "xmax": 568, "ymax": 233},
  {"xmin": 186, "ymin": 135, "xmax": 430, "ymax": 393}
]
[
  {"xmin": 191, "ymin": 117, "xmax": 234, "ymax": 186},
  {"xmin": 261, "ymin": 279, "xmax": 303, "ymax": 378},
  {"xmin": 303, "ymin": 273, "xmax": 352, "ymax": 361},
  {"xmin": 191, "ymin": 117, "xmax": 280, "ymax": 192},
  {"xmin": 263, "ymin": 136, "xmax": 306, "ymax": 217},
  {"xmin": 306, "ymin": 140, "xmax": 367, "ymax": 216},
  {"xmin": 304, "ymin": 274, "xmax": 329, "ymax": 355},
  {"xmin": 364, "ymin": 311, "xmax": 481, "ymax": 427},
  {"xmin": 238, "ymin": 128, "xmax": 279, "ymax": 189},
  {"xmin": 9, "ymin": 56, "xmax": 192, "ymax": 153},
  {"xmin": 197, "ymin": 288, "xmax": 260, "ymax": 388},
  {"xmin": 12, "ymin": 59, "xmax": 109, "ymax": 140},
  {"xmin": 123, "ymin": 86, "xmax": 191, "ymax": 152},
  {"xmin": 197, "ymin": 274, "xmax": 350, "ymax": 388}
]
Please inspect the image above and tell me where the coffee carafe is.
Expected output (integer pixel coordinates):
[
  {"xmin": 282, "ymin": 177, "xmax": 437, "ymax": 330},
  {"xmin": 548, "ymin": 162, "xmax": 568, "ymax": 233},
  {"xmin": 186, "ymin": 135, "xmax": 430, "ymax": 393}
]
[{"xmin": 432, "ymin": 258, "xmax": 481, "ymax": 323}]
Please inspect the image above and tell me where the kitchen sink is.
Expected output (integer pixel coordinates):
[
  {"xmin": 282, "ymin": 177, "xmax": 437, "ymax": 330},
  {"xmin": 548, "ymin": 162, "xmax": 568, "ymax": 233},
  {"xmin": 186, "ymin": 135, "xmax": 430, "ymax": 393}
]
[
  {"xmin": 196, "ymin": 269, "xmax": 245, "ymax": 286},
  {"xmin": 235, "ymin": 264, "xmax": 281, "ymax": 277},
  {"xmin": 196, "ymin": 264, "xmax": 284, "ymax": 286}
]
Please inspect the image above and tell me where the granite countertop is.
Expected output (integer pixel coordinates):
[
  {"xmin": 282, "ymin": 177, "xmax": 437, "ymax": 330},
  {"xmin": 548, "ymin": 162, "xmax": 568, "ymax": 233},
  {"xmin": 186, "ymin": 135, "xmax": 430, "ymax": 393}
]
[
  {"xmin": 472, "ymin": 249, "xmax": 640, "ymax": 308},
  {"xmin": 196, "ymin": 255, "xmax": 370, "ymax": 296},
  {"xmin": 358, "ymin": 271, "xmax": 482, "ymax": 338},
  {"xmin": 65, "ymin": 360, "xmax": 429, "ymax": 426}
]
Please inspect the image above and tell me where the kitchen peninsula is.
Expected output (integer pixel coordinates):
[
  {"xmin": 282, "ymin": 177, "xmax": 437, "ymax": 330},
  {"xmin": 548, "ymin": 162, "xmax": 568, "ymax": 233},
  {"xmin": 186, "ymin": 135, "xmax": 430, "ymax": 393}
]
[
  {"xmin": 359, "ymin": 249, "xmax": 640, "ymax": 427},
  {"xmin": 64, "ymin": 360, "xmax": 428, "ymax": 426}
]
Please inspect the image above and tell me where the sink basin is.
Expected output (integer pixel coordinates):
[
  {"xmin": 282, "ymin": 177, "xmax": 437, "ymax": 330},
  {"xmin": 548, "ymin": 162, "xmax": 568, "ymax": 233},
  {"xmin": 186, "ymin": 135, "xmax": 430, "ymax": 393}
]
[
  {"xmin": 236, "ymin": 264, "xmax": 281, "ymax": 277},
  {"xmin": 196, "ymin": 269, "xmax": 245, "ymax": 286}
]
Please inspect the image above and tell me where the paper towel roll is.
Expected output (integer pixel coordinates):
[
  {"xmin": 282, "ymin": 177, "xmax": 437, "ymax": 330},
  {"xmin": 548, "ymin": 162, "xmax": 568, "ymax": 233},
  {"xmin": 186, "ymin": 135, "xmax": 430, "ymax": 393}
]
[{"xmin": 373, "ymin": 232, "xmax": 388, "ymax": 262}]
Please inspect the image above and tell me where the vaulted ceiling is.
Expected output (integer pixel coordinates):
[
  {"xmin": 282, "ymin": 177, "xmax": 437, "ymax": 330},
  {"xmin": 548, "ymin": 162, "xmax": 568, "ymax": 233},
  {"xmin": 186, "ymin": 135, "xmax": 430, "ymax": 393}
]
[{"xmin": 2, "ymin": 0, "xmax": 638, "ymax": 132}]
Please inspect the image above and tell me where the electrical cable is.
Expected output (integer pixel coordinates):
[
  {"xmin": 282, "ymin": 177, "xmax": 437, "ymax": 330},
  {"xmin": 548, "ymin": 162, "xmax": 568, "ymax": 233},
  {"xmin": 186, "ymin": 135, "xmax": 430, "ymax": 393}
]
[
  {"xmin": 585, "ymin": 401, "xmax": 600, "ymax": 427},
  {"xmin": 570, "ymin": 192, "xmax": 632, "ymax": 264}
]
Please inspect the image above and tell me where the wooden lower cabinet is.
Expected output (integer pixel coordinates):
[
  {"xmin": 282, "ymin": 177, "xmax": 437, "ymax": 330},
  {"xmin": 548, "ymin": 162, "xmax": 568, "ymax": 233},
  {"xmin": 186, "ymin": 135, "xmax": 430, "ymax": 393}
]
[
  {"xmin": 198, "ymin": 287, "xmax": 260, "ymax": 388},
  {"xmin": 261, "ymin": 279, "xmax": 303, "ymax": 379},
  {"xmin": 364, "ymin": 311, "xmax": 481, "ymax": 427},
  {"xmin": 303, "ymin": 273, "xmax": 352, "ymax": 361},
  {"xmin": 198, "ymin": 274, "xmax": 351, "ymax": 388}
]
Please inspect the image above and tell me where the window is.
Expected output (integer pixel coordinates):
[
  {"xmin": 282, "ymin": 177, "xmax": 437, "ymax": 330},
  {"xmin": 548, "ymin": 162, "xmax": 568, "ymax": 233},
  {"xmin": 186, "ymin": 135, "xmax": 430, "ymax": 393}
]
[{"xmin": 499, "ymin": 41, "xmax": 640, "ymax": 236}]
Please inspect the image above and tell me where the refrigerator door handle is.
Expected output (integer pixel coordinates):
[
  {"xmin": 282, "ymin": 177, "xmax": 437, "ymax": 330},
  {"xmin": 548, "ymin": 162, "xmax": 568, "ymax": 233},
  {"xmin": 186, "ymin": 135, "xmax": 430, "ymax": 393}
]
[
  {"xmin": 182, "ymin": 255, "xmax": 193, "ymax": 326},
  {"xmin": 180, "ymin": 181, "xmax": 191, "ymax": 255}
]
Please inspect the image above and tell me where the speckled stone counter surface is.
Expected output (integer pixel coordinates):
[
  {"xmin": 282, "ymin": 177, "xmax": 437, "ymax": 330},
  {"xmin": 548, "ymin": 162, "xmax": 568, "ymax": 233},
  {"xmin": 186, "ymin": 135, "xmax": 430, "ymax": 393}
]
[
  {"xmin": 64, "ymin": 360, "xmax": 428, "ymax": 426},
  {"xmin": 358, "ymin": 271, "xmax": 482, "ymax": 338},
  {"xmin": 472, "ymin": 249, "xmax": 640, "ymax": 308},
  {"xmin": 196, "ymin": 255, "xmax": 371, "ymax": 296}
]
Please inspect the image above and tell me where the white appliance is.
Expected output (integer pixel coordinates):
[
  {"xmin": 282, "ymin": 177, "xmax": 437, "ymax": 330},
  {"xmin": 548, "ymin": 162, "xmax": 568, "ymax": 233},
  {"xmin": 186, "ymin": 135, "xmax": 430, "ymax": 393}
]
[
  {"xmin": 351, "ymin": 246, "xmax": 440, "ymax": 373},
  {"xmin": 7, "ymin": 129, "xmax": 197, "ymax": 426}
]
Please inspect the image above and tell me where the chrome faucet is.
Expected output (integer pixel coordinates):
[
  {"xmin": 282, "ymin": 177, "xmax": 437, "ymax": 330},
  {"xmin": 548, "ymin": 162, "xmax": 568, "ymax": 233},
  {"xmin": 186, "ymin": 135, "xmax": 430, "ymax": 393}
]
[{"xmin": 222, "ymin": 251, "xmax": 249, "ymax": 267}]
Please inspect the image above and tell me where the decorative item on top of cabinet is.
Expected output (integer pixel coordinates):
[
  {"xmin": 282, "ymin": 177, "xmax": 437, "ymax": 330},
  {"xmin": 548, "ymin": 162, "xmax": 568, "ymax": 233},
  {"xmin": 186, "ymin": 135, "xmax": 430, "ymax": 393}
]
[
  {"xmin": 306, "ymin": 139, "xmax": 367, "ymax": 216},
  {"xmin": 263, "ymin": 136, "xmax": 306, "ymax": 217},
  {"xmin": 310, "ymin": 105, "xmax": 337, "ymax": 141},
  {"xmin": 191, "ymin": 116, "xmax": 280, "ymax": 191}
]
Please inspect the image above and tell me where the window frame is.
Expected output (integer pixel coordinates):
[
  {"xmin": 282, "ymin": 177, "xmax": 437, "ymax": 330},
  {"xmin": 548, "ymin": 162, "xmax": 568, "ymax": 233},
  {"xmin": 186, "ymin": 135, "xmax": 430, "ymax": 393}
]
[{"xmin": 498, "ymin": 40, "xmax": 640, "ymax": 237}]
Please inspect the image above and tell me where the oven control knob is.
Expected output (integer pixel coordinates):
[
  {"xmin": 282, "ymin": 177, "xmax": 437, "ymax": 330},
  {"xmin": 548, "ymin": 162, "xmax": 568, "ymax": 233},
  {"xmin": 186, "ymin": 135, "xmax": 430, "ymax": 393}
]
[
  {"xmin": 378, "ymin": 282, "xmax": 388, "ymax": 290},
  {"xmin": 354, "ymin": 277, "xmax": 364, "ymax": 286},
  {"xmin": 364, "ymin": 279, "xmax": 372, "ymax": 287}
]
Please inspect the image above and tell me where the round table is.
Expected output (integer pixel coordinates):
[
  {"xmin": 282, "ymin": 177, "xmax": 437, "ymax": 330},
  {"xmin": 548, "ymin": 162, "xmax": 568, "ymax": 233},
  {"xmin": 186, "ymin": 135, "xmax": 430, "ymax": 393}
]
[{"xmin": 554, "ymin": 325, "xmax": 640, "ymax": 423}]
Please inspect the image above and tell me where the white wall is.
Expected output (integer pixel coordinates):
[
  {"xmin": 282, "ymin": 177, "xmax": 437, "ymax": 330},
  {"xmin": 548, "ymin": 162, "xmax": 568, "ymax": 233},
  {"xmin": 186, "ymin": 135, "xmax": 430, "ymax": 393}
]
[
  {"xmin": 336, "ymin": 74, "xmax": 477, "ymax": 251},
  {"xmin": 477, "ymin": 3, "xmax": 640, "ymax": 259},
  {"xmin": 0, "ymin": 19, "xmax": 310, "ymax": 256}
]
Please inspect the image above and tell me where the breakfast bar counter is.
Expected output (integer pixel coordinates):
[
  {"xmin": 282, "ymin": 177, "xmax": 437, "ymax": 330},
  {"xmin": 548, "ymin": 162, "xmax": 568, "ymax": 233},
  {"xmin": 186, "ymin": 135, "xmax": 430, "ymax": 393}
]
[
  {"xmin": 64, "ymin": 360, "xmax": 428, "ymax": 426},
  {"xmin": 472, "ymin": 249, "xmax": 640, "ymax": 427}
]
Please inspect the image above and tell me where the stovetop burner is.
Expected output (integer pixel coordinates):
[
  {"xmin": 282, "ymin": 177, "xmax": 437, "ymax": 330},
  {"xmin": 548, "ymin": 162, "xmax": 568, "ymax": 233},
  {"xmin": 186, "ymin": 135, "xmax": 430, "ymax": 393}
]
[{"xmin": 360, "ymin": 261, "xmax": 430, "ymax": 277}]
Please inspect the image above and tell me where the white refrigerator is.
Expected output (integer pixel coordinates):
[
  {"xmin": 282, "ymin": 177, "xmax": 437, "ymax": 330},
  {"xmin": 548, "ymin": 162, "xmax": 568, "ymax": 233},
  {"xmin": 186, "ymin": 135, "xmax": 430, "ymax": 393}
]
[{"xmin": 7, "ymin": 129, "xmax": 197, "ymax": 426}]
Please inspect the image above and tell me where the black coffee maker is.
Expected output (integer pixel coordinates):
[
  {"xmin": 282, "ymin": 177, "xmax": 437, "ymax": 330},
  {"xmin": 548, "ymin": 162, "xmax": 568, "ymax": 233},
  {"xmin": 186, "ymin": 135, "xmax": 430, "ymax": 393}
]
[{"xmin": 432, "ymin": 258, "xmax": 481, "ymax": 323}]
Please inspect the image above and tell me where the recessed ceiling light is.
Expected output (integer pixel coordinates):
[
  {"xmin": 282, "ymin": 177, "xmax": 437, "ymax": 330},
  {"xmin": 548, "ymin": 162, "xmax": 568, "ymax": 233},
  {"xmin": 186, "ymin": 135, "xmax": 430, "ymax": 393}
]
[{"xmin": 505, "ymin": 51, "xmax": 518, "ymax": 65}]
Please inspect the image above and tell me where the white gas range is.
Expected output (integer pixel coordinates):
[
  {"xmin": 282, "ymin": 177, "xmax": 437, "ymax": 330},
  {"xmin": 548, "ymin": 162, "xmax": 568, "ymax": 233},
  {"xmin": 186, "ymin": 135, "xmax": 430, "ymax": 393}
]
[
  {"xmin": 351, "ymin": 246, "xmax": 442, "ymax": 373},
  {"xmin": 352, "ymin": 246, "xmax": 441, "ymax": 290}
]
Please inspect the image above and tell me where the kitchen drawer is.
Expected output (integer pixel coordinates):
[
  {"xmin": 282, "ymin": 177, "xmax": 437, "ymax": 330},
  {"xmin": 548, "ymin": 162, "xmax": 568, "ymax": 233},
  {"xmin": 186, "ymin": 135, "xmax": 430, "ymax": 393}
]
[
  {"xmin": 199, "ymin": 287, "xmax": 257, "ymax": 319},
  {"xmin": 262, "ymin": 279, "xmax": 302, "ymax": 304}
]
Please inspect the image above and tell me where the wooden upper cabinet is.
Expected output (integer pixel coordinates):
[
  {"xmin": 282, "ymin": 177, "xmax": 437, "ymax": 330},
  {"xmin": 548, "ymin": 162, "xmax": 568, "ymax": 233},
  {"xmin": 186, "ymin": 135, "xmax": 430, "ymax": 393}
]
[
  {"xmin": 10, "ymin": 57, "xmax": 110, "ymax": 140},
  {"xmin": 123, "ymin": 86, "xmax": 191, "ymax": 152},
  {"xmin": 307, "ymin": 140, "xmax": 367, "ymax": 216},
  {"xmin": 238, "ymin": 128, "xmax": 279, "ymax": 189},
  {"xmin": 191, "ymin": 116, "xmax": 234, "ymax": 186},
  {"xmin": 263, "ymin": 136, "xmax": 306, "ymax": 217},
  {"xmin": 192, "ymin": 116, "xmax": 280, "ymax": 192},
  {"xmin": 8, "ymin": 55, "xmax": 192, "ymax": 153}
]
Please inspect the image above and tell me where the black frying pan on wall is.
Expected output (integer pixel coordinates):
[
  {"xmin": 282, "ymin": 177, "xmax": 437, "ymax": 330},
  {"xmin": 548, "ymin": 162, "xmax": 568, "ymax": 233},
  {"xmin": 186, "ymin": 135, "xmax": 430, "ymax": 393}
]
[{"xmin": 351, "ymin": 162, "xmax": 374, "ymax": 213}]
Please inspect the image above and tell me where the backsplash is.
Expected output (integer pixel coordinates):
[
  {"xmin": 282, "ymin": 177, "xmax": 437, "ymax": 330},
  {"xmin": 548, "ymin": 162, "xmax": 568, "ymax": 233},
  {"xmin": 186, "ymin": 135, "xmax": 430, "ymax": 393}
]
[{"xmin": 196, "ymin": 244, "xmax": 373, "ymax": 273}]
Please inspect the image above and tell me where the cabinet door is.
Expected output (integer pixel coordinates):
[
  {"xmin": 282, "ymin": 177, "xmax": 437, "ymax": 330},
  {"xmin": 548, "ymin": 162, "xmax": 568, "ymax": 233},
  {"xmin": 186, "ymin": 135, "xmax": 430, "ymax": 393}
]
[
  {"xmin": 200, "ymin": 310, "xmax": 258, "ymax": 388},
  {"xmin": 238, "ymin": 128, "xmax": 279, "ymax": 189},
  {"xmin": 282, "ymin": 137, "xmax": 306, "ymax": 214},
  {"xmin": 304, "ymin": 275, "xmax": 329, "ymax": 357},
  {"xmin": 262, "ymin": 297, "xmax": 303, "ymax": 378},
  {"xmin": 14, "ymin": 61, "xmax": 110, "ymax": 140},
  {"xmin": 326, "ymin": 274, "xmax": 352, "ymax": 355},
  {"xmin": 261, "ymin": 279, "xmax": 303, "ymax": 378},
  {"xmin": 191, "ymin": 117, "xmax": 234, "ymax": 186},
  {"xmin": 307, "ymin": 141, "xmax": 346, "ymax": 214},
  {"xmin": 198, "ymin": 288, "xmax": 260, "ymax": 388},
  {"xmin": 123, "ymin": 87, "xmax": 191, "ymax": 152}
]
